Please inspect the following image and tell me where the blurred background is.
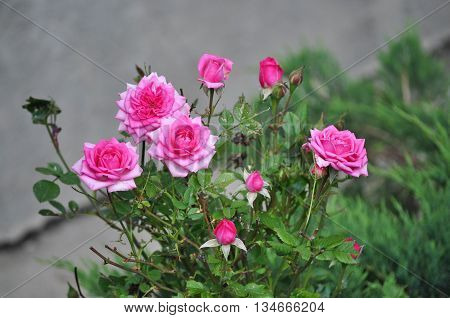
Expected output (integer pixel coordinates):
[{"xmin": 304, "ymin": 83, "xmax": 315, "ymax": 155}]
[{"xmin": 0, "ymin": 0, "xmax": 449, "ymax": 297}]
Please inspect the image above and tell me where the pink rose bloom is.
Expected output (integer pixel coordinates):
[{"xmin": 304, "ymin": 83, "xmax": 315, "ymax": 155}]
[
  {"xmin": 72, "ymin": 138, "xmax": 142, "ymax": 192},
  {"xmin": 197, "ymin": 53, "xmax": 233, "ymax": 89},
  {"xmin": 147, "ymin": 115, "xmax": 218, "ymax": 177},
  {"xmin": 245, "ymin": 170, "xmax": 264, "ymax": 192},
  {"xmin": 345, "ymin": 237, "xmax": 362, "ymax": 259},
  {"xmin": 259, "ymin": 57, "xmax": 283, "ymax": 88},
  {"xmin": 115, "ymin": 73, "xmax": 189, "ymax": 143},
  {"xmin": 304, "ymin": 125, "xmax": 368, "ymax": 177},
  {"xmin": 214, "ymin": 219, "xmax": 237, "ymax": 245}
]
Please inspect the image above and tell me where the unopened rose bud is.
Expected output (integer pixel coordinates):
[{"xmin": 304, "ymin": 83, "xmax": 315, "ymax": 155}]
[
  {"xmin": 271, "ymin": 84, "xmax": 286, "ymax": 100},
  {"xmin": 289, "ymin": 67, "xmax": 304, "ymax": 87},
  {"xmin": 214, "ymin": 219, "xmax": 237, "ymax": 245},
  {"xmin": 245, "ymin": 170, "xmax": 264, "ymax": 193},
  {"xmin": 310, "ymin": 164, "xmax": 327, "ymax": 179}
]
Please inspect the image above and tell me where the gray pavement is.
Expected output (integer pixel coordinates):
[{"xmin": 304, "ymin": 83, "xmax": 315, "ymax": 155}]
[{"xmin": 0, "ymin": 0, "xmax": 449, "ymax": 297}]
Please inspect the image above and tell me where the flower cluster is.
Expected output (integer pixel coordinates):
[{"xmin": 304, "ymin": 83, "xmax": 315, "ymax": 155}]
[{"xmin": 27, "ymin": 50, "xmax": 371, "ymax": 297}]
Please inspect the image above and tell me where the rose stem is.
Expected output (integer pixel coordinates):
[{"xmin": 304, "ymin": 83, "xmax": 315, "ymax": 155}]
[
  {"xmin": 207, "ymin": 88, "xmax": 215, "ymax": 126},
  {"xmin": 140, "ymin": 140, "xmax": 146, "ymax": 167}
]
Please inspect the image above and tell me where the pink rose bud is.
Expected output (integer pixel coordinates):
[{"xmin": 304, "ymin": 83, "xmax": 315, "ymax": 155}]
[
  {"xmin": 310, "ymin": 164, "xmax": 327, "ymax": 178},
  {"xmin": 72, "ymin": 138, "xmax": 142, "ymax": 192},
  {"xmin": 214, "ymin": 219, "xmax": 237, "ymax": 245},
  {"xmin": 289, "ymin": 67, "xmax": 304, "ymax": 87},
  {"xmin": 304, "ymin": 125, "xmax": 368, "ymax": 177},
  {"xmin": 259, "ymin": 57, "xmax": 283, "ymax": 88},
  {"xmin": 245, "ymin": 170, "xmax": 264, "ymax": 193},
  {"xmin": 345, "ymin": 237, "xmax": 362, "ymax": 259},
  {"xmin": 197, "ymin": 53, "xmax": 233, "ymax": 89}
]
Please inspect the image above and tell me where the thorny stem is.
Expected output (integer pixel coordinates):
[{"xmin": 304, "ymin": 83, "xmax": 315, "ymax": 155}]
[{"xmin": 198, "ymin": 193, "xmax": 213, "ymax": 237}]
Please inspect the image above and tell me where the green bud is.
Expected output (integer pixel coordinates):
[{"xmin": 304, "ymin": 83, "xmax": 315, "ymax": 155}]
[
  {"xmin": 289, "ymin": 67, "xmax": 304, "ymax": 87},
  {"xmin": 271, "ymin": 84, "xmax": 286, "ymax": 100}
]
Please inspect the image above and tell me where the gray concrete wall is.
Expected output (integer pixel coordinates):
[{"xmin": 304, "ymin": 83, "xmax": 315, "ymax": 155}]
[{"xmin": 0, "ymin": 0, "xmax": 449, "ymax": 296}]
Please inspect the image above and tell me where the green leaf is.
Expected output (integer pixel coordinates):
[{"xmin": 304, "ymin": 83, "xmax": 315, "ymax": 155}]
[
  {"xmin": 226, "ymin": 282, "xmax": 248, "ymax": 297},
  {"xmin": 214, "ymin": 172, "xmax": 236, "ymax": 188},
  {"xmin": 183, "ymin": 187, "xmax": 195, "ymax": 206},
  {"xmin": 38, "ymin": 209, "xmax": 58, "ymax": 216},
  {"xmin": 219, "ymin": 109, "xmax": 234, "ymax": 129},
  {"xmin": 268, "ymin": 241, "xmax": 293, "ymax": 255},
  {"xmin": 145, "ymin": 183, "xmax": 159, "ymax": 198},
  {"xmin": 274, "ymin": 227, "xmax": 300, "ymax": 247},
  {"xmin": 259, "ymin": 213, "xmax": 284, "ymax": 230},
  {"xmin": 59, "ymin": 172, "xmax": 80, "ymax": 185},
  {"xmin": 49, "ymin": 200, "xmax": 66, "ymax": 214},
  {"xmin": 316, "ymin": 251, "xmax": 334, "ymax": 261},
  {"xmin": 186, "ymin": 280, "xmax": 205, "ymax": 295},
  {"xmin": 314, "ymin": 235, "xmax": 346, "ymax": 249},
  {"xmin": 67, "ymin": 283, "xmax": 80, "ymax": 298},
  {"xmin": 33, "ymin": 180, "xmax": 60, "ymax": 202},
  {"xmin": 22, "ymin": 97, "xmax": 61, "ymax": 125},
  {"xmin": 114, "ymin": 200, "xmax": 132, "ymax": 217},
  {"xmin": 233, "ymin": 95, "xmax": 251, "ymax": 121},
  {"xmin": 148, "ymin": 270, "xmax": 161, "ymax": 281},
  {"xmin": 333, "ymin": 251, "xmax": 357, "ymax": 264},
  {"xmin": 68, "ymin": 201, "xmax": 79, "ymax": 212},
  {"xmin": 223, "ymin": 207, "xmax": 235, "ymax": 219},
  {"xmin": 197, "ymin": 169, "xmax": 212, "ymax": 188},
  {"xmin": 35, "ymin": 162, "xmax": 63, "ymax": 177},
  {"xmin": 166, "ymin": 193, "xmax": 187, "ymax": 210},
  {"xmin": 241, "ymin": 118, "xmax": 262, "ymax": 136},
  {"xmin": 296, "ymin": 244, "xmax": 312, "ymax": 260},
  {"xmin": 245, "ymin": 283, "xmax": 272, "ymax": 297}
]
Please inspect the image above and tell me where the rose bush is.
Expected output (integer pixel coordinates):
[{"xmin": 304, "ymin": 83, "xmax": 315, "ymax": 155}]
[{"xmin": 24, "ymin": 52, "xmax": 368, "ymax": 298}]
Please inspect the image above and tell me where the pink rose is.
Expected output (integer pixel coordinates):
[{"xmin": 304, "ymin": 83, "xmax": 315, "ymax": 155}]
[
  {"xmin": 245, "ymin": 170, "xmax": 264, "ymax": 192},
  {"xmin": 304, "ymin": 125, "xmax": 368, "ymax": 177},
  {"xmin": 147, "ymin": 115, "xmax": 218, "ymax": 177},
  {"xmin": 259, "ymin": 57, "xmax": 283, "ymax": 88},
  {"xmin": 345, "ymin": 237, "xmax": 362, "ymax": 259},
  {"xmin": 115, "ymin": 73, "xmax": 189, "ymax": 143},
  {"xmin": 72, "ymin": 138, "xmax": 142, "ymax": 192},
  {"xmin": 197, "ymin": 53, "xmax": 233, "ymax": 89},
  {"xmin": 214, "ymin": 219, "xmax": 237, "ymax": 245}
]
